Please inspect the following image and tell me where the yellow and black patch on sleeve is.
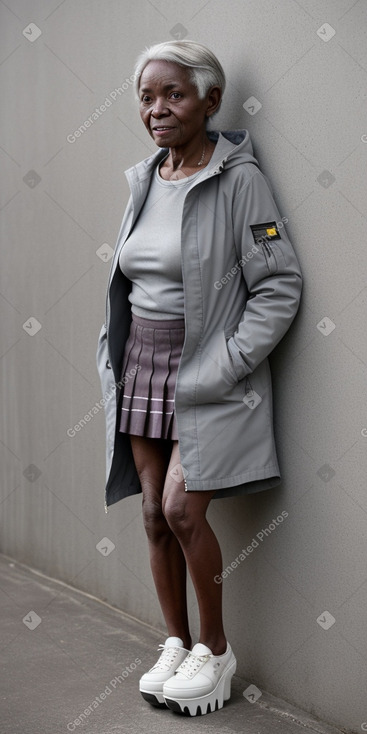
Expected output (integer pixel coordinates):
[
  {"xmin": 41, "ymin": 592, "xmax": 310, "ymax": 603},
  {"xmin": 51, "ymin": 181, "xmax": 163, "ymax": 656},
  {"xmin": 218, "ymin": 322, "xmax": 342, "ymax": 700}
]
[{"xmin": 250, "ymin": 221, "xmax": 281, "ymax": 245}]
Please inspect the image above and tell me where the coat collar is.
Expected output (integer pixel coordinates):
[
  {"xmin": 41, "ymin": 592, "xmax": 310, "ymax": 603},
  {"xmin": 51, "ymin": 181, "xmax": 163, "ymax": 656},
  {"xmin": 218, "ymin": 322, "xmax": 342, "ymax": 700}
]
[{"xmin": 124, "ymin": 129, "xmax": 259, "ymax": 190}]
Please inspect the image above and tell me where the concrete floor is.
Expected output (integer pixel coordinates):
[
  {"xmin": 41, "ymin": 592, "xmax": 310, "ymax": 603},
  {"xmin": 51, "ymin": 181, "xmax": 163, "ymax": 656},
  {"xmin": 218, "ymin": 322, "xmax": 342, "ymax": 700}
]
[{"xmin": 0, "ymin": 553, "xmax": 345, "ymax": 734}]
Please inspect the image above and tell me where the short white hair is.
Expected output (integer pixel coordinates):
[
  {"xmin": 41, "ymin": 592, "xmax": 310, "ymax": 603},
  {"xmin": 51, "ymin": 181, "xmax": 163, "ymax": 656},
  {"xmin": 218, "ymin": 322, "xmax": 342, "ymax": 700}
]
[{"xmin": 134, "ymin": 40, "xmax": 226, "ymax": 107}]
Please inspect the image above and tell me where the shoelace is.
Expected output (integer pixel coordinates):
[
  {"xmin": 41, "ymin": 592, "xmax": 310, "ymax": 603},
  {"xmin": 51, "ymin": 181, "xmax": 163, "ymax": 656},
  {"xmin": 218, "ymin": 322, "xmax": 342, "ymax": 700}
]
[
  {"xmin": 151, "ymin": 645, "xmax": 181, "ymax": 671},
  {"xmin": 177, "ymin": 650, "xmax": 212, "ymax": 675}
]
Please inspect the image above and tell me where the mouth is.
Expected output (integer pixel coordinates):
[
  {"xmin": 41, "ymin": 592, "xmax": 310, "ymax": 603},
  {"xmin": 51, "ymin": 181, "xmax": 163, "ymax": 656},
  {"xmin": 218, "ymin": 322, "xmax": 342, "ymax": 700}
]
[{"xmin": 152, "ymin": 126, "xmax": 175, "ymax": 134}]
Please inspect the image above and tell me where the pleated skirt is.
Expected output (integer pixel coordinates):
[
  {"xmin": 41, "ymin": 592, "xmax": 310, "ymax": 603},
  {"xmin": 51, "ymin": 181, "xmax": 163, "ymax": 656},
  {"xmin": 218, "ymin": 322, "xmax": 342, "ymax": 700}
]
[{"xmin": 119, "ymin": 313, "xmax": 185, "ymax": 440}]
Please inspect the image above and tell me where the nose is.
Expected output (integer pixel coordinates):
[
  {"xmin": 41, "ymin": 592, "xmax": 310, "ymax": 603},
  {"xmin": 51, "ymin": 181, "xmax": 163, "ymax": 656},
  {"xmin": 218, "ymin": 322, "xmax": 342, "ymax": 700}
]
[{"xmin": 151, "ymin": 97, "xmax": 169, "ymax": 117}]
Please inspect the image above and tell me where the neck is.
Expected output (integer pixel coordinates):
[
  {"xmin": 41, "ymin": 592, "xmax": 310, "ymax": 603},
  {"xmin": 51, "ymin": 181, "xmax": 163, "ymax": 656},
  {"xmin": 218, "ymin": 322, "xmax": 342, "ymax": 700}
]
[{"xmin": 169, "ymin": 132, "xmax": 210, "ymax": 171}]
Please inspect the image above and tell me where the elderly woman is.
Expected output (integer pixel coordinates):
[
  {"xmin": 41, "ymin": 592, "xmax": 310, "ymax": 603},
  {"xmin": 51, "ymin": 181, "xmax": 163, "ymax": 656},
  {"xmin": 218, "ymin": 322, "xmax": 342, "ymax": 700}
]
[{"xmin": 97, "ymin": 40, "xmax": 302, "ymax": 717}]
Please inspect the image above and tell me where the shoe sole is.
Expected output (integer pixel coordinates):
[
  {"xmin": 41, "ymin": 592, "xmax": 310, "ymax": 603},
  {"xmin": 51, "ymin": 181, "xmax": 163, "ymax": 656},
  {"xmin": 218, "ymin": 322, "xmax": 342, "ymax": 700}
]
[
  {"xmin": 163, "ymin": 659, "xmax": 236, "ymax": 716},
  {"xmin": 140, "ymin": 690, "xmax": 167, "ymax": 707}
]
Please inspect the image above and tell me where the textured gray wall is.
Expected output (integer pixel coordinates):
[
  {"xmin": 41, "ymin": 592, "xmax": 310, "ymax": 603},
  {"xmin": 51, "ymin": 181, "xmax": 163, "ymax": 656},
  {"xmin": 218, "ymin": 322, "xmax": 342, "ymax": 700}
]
[{"xmin": 1, "ymin": 1, "xmax": 366, "ymax": 731}]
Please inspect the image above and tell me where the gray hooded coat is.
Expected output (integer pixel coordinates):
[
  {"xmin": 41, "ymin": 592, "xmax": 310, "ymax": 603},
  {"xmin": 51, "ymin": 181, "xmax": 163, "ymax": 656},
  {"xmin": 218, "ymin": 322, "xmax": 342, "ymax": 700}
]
[{"xmin": 96, "ymin": 130, "xmax": 302, "ymax": 511}]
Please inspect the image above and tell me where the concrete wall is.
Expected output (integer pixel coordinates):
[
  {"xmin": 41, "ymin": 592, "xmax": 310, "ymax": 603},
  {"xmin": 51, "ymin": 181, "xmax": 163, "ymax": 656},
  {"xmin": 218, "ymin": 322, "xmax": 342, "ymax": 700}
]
[{"xmin": 1, "ymin": 1, "xmax": 366, "ymax": 731}]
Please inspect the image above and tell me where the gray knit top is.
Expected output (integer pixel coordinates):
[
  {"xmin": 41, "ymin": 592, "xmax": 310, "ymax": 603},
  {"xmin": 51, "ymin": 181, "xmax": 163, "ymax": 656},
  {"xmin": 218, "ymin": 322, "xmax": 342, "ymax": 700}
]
[{"xmin": 118, "ymin": 163, "xmax": 202, "ymax": 319}]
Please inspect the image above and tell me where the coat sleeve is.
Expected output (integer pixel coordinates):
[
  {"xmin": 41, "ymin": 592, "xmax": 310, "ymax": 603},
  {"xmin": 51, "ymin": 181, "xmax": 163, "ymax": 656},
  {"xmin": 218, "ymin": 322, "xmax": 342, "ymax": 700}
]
[{"xmin": 226, "ymin": 169, "xmax": 303, "ymax": 380}]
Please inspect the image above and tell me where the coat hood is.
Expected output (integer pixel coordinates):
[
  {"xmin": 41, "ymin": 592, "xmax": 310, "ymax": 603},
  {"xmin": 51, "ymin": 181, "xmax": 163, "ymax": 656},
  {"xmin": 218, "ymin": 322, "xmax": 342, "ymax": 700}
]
[{"xmin": 206, "ymin": 129, "xmax": 260, "ymax": 171}]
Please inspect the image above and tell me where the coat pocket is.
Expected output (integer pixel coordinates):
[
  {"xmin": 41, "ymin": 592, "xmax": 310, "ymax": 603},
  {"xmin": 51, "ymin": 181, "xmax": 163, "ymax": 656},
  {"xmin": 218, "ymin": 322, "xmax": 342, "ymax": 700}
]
[
  {"xmin": 196, "ymin": 329, "xmax": 239, "ymax": 403},
  {"xmin": 261, "ymin": 241, "xmax": 287, "ymax": 275}
]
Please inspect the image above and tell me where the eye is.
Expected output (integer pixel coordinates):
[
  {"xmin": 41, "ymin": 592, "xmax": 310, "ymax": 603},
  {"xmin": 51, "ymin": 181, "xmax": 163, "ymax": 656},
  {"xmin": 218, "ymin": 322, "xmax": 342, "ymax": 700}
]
[
  {"xmin": 170, "ymin": 92, "xmax": 182, "ymax": 99},
  {"xmin": 140, "ymin": 94, "xmax": 151, "ymax": 103}
]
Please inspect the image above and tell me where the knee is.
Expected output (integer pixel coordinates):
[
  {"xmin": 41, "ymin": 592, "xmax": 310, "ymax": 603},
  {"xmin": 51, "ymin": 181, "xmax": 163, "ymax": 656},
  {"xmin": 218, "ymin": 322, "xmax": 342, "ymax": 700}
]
[
  {"xmin": 141, "ymin": 490, "xmax": 167, "ymax": 543},
  {"xmin": 162, "ymin": 496, "xmax": 194, "ymax": 541}
]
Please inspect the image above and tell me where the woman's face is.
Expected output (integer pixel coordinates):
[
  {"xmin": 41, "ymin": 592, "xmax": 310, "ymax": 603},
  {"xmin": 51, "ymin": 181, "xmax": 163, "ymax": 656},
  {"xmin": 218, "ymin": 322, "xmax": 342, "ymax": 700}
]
[{"xmin": 138, "ymin": 60, "xmax": 217, "ymax": 148}]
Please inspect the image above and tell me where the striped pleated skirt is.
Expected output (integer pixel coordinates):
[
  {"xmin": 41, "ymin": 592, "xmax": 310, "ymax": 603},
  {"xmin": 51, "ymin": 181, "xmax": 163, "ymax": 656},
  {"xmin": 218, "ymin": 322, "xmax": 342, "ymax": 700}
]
[{"xmin": 119, "ymin": 313, "xmax": 185, "ymax": 440}]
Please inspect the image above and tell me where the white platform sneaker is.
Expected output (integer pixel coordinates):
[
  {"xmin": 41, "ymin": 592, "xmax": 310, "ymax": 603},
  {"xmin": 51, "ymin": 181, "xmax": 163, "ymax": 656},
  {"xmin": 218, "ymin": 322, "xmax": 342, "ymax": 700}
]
[
  {"xmin": 163, "ymin": 641, "xmax": 237, "ymax": 716},
  {"xmin": 139, "ymin": 636, "xmax": 189, "ymax": 707}
]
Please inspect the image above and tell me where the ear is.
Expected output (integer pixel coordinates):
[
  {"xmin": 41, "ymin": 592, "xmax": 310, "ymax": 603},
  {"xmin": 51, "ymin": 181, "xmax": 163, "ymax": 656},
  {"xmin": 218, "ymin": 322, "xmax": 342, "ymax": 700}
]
[{"xmin": 205, "ymin": 86, "xmax": 222, "ymax": 118}]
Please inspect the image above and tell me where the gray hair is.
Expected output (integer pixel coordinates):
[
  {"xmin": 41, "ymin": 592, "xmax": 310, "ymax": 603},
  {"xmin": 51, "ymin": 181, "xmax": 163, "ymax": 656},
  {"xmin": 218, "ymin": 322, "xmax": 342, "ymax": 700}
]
[{"xmin": 133, "ymin": 40, "xmax": 226, "ymax": 107}]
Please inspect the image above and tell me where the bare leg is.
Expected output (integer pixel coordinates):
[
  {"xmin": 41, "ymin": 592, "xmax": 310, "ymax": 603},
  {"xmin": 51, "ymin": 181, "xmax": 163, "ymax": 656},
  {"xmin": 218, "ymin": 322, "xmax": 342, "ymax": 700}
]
[
  {"xmin": 130, "ymin": 435, "xmax": 192, "ymax": 650},
  {"xmin": 162, "ymin": 441, "xmax": 226, "ymax": 656}
]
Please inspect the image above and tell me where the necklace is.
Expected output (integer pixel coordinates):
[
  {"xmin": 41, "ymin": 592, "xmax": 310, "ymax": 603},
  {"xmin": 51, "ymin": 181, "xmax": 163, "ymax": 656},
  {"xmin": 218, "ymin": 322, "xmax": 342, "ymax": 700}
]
[
  {"xmin": 164, "ymin": 140, "xmax": 208, "ymax": 180},
  {"xmin": 175, "ymin": 139, "xmax": 207, "ymax": 170},
  {"xmin": 197, "ymin": 142, "xmax": 206, "ymax": 166}
]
